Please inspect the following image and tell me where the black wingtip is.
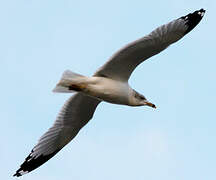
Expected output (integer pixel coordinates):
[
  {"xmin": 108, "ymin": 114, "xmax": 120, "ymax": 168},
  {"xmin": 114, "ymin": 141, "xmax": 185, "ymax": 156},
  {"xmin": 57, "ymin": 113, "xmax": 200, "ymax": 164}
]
[
  {"xmin": 181, "ymin": 9, "xmax": 206, "ymax": 35},
  {"xmin": 13, "ymin": 172, "xmax": 22, "ymax": 177},
  {"xmin": 13, "ymin": 149, "xmax": 60, "ymax": 177}
]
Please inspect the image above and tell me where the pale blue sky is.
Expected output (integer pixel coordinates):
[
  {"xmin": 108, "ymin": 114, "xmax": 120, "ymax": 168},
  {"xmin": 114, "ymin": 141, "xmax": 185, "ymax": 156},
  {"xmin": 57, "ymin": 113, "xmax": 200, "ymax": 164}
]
[{"xmin": 1, "ymin": 0, "xmax": 216, "ymax": 179}]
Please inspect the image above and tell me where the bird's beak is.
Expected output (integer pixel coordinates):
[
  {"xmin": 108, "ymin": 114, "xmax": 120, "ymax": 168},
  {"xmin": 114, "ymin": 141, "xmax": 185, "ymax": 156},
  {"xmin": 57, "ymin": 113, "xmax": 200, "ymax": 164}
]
[{"xmin": 144, "ymin": 101, "xmax": 156, "ymax": 109}]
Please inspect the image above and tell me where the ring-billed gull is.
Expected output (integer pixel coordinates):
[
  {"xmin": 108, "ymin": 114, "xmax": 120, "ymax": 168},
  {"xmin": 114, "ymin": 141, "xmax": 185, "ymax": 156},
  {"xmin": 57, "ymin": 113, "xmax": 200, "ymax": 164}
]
[{"xmin": 14, "ymin": 9, "xmax": 205, "ymax": 177}]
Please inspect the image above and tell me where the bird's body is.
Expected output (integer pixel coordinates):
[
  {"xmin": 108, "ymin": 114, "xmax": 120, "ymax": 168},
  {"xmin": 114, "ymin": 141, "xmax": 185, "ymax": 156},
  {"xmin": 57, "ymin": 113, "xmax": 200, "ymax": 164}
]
[
  {"xmin": 83, "ymin": 76, "xmax": 132, "ymax": 105},
  {"xmin": 14, "ymin": 9, "xmax": 205, "ymax": 177},
  {"xmin": 54, "ymin": 72, "xmax": 147, "ymax": 106}
]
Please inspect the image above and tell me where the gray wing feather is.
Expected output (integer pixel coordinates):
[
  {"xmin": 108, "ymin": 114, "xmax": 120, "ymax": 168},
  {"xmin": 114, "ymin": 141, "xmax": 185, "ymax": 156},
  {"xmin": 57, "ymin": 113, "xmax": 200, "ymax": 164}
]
[
  {"xmin": 14, "ymin": 93, "xmax": 100, "ymax": 177},
  {"xmin": 95, "ymin": 9, "xmax": 205, "ymax": 81}
]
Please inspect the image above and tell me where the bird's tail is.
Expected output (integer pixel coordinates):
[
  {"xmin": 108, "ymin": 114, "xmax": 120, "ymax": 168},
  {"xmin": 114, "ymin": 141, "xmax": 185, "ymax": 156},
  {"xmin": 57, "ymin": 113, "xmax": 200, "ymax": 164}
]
[{"xmin": 53, "ymin": 70, "xmax": 87, "ymax": 93}]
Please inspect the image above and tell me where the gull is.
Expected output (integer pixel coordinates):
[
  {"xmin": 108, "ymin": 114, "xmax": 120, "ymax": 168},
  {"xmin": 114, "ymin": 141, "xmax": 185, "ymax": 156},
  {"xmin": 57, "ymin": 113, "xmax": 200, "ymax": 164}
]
[{"xmin": 14, "ymin": 9, "xmax": 205, "ymax": 177}]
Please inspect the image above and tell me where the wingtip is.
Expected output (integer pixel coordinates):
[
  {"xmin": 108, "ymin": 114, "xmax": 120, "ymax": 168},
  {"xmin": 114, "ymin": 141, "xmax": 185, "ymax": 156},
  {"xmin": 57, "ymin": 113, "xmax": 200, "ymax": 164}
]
[
  {"xmin": 197, "ymin": 8, "xmax": 206, "ymax": 17},
  {"xmin": 181, "ymin": 8, "xmax": 206, "ymax": 35},
  {"xmin": 13, "ymin": 165, "xmax": 29, "ymax": 177},
  {"xmin": 13, "ymin": 173, "xmax": 21, "ymax": 177},
  {"xmin": 13, "ymin": 149, "xmax": 60, "ymax": 177},
  {"xmin": 13, "ymin": 172, "xmax": 19, "ymax": 177},
  {"xmin": 13, "ymin": 169, "xmax": 28, "ymax": 177}
]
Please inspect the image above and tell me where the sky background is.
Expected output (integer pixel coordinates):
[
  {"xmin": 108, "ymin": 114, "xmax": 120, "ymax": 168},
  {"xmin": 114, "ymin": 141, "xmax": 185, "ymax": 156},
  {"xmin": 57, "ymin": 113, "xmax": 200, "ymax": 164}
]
[{"xmin": 1, "ymin": 0, "xmax": 216, "ymax": 179}]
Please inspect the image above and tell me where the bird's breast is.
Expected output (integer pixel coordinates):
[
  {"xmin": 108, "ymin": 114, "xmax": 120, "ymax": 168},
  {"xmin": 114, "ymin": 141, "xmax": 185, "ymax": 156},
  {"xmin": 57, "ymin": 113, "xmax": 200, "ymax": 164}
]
[{"xmin": 84, "ymin": 77, "xmax": 131, "ymax": 105}]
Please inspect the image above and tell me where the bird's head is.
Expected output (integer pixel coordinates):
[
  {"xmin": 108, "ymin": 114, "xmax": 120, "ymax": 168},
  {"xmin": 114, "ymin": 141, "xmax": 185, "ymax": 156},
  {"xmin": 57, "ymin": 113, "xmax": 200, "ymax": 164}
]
[{"xmin": 131, "ymin": 90, "xmax": 156, "ymax": 108}]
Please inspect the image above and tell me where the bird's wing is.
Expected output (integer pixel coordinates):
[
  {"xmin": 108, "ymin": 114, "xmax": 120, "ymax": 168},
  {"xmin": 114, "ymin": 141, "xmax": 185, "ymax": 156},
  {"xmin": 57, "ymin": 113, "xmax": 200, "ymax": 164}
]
[
  {"xmin": 95, "ymin": 9, "xmax": 205, "ymax": 81},
  {"xmin": 14, "ymin": 93, "xmax": 100, "ymax": 177}
]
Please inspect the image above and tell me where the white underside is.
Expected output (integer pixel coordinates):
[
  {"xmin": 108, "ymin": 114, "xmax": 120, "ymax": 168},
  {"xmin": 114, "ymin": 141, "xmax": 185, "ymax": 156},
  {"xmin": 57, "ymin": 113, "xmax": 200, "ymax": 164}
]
[{"xmin": 84, "ymin": 77, "xmax": 132, "ymax": 105}]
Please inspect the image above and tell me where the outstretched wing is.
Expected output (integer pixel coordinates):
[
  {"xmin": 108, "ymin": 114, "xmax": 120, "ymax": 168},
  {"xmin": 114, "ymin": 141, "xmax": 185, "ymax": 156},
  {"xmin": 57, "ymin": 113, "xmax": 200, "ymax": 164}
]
[
  {"xmin": 14, "ymin": 93, "xmax": 100, "ymax": 177},
  {"xmin": 95, "ymin": 9, "xmax": 205, "ymax": 81}
]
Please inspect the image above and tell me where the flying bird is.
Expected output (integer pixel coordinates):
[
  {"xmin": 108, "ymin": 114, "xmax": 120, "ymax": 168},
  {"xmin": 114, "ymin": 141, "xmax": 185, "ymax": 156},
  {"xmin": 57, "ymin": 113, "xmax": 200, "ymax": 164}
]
[{"xmin": 14, "ymin": 9, "xmax": 205, "ymax": 177}]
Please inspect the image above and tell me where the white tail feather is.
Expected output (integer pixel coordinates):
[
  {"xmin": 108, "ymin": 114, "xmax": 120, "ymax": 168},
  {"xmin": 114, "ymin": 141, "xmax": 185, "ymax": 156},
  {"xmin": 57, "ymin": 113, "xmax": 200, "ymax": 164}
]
[{"xmin": 53, "ymin": 70, "xmax": 85, "ymax": 93}]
